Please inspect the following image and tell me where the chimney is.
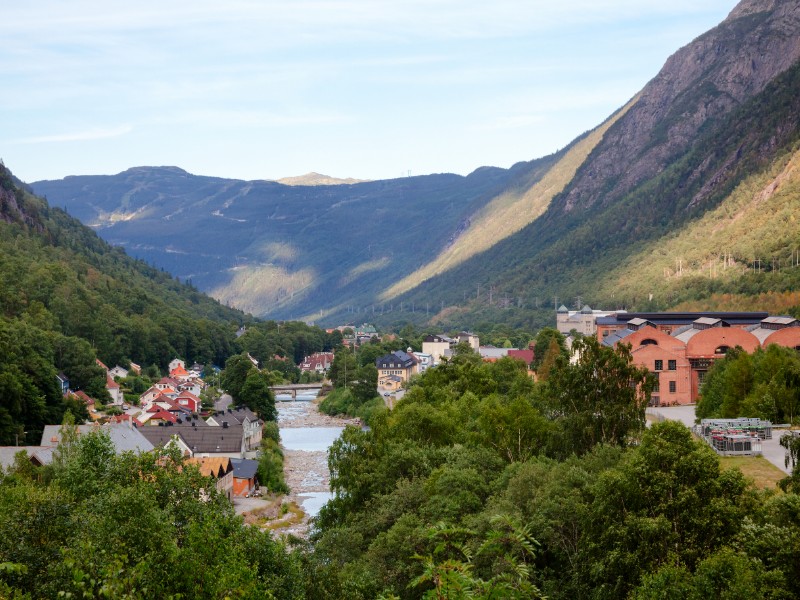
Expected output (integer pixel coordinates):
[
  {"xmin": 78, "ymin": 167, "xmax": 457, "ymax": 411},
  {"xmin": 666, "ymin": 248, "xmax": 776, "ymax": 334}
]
[{"xmin": 223, "ymin": 421, "xmax": 229, "ymax": 429}]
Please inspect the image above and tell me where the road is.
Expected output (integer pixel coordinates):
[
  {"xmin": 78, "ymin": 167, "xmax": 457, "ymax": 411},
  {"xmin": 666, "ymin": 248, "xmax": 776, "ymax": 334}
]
[{"xmin": 215, "ymin": 392, "xmax": 233, "ymax": 412}]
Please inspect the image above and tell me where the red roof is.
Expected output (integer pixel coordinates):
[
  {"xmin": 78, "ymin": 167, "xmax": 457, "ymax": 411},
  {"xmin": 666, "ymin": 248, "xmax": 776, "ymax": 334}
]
[
  {"xmin": 148, "ymin": 409, "xmax": 177, "ymax": 423},
  {"xmin": 96, "ymin": 358, "xmax": 109, "ymax": 371},
  {"xmin": 71, "ymin": 390, "xmax": 95, "ymax": 405},
  {"xmin": 109, "ymin": 414, "xmax": 143, "ymax": 427},
  {"xmin": 170, "ymin": 365, "xmax": 189, "ymax": 377},
  {"xmin": 507, "ymin": 349, "xmax": 534, "ymax": 366}
]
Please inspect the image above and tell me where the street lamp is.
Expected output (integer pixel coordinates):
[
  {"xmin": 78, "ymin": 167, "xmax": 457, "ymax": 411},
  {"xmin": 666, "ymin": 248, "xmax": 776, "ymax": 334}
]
[{"xmin": 15, "ymin": 431, "xmax": 27, "ymax": 446}]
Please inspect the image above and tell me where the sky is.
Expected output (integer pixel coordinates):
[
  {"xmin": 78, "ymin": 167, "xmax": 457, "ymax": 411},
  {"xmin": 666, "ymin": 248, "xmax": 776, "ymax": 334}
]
[{"xmin": 1, "ymin": 0, "xmax": 738, "ymax": 184}]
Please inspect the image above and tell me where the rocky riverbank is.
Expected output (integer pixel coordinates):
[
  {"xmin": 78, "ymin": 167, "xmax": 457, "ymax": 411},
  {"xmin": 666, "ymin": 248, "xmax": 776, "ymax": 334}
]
[{"xmin": 276, "ymin": 400, "xmax": 360, "ymax": 537}]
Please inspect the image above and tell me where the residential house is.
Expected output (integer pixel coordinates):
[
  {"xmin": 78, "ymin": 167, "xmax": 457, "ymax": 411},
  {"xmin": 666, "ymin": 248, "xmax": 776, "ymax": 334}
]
[
  {"xmin": 95, "ymin": 359, "xmax": 123, "ymax": 405},
  {"xmin": 138, "ymin": 422, "xmax": 247, "ymax": 459},
  {"xmin": 39, "ymin": 423, "xmax": 154, "ymax": 457},
  {"xmin": 422, "ymin": 334, "xmax": 456, "ymax": 365},
  {"xmin": 376, "ymin": 350, "xmax": 418, "ymax": 388},
  {"xmin": 458, "ymin": 331, "xmax": 480, "ymax": 352},
  {"xmin": 207, "ymin": 407, "xmax": 263, "ymax": 452},
  {"xmin": 300, "ymin": 352, "xmax": 335, "ymax": 374},
  {"xmin": 56, "ymin": 372, "xmax": 70, "ymax": 396},
  {"xmin": 174, "ymin": 391, "xmax": 202, "ymax": 414},
  {"xmin": 109, "ymin": 365, "xmax": 129, "ymax": 379},
  {"xmin": 169, "ymin": 358, "xmax": 185, "ymax": 373},
  {"xmin": 410, "ymin": 352, "xmax": 433, "ymax": 374},
  {"xmin": 106, "ymin": 374, "xmax": 123, "ymax": 405},
  {"xmin": 0, "ymin": 446, "xmax": 54, "ymax": 470},
  {"xmin": 185, "ymin": 457, "xmax": 234, "ymax": 501},
  {"xmin": 230, "ymin": 458, "xmax": 259, "ymax": 497}
]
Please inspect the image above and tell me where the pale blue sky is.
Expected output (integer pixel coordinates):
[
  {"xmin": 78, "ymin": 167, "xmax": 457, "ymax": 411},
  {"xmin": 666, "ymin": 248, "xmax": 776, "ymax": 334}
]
[{"xmin": 2, "ymin": 1, "xmax": 737, "ymax": 183}]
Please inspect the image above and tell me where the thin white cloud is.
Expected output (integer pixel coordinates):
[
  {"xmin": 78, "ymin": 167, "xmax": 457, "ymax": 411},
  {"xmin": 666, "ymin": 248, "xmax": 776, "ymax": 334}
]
[{"xmin": 16, "ymin": 125, "xmax": 133, "ymax": 144}]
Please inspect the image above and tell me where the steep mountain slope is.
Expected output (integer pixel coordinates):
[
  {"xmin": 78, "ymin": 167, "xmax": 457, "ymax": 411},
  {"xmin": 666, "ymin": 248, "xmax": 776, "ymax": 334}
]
[
  {"xmin": 30, "ymin": 0, "xmax": 800, "ymax": 328},
  {"xmin": 33, "ymin": 154, "xmax": 565, "ymax": 320},
  {"xmin": 0, "ymin": 162, "xmax": 256, "ymax": 443},
  {"xmin": 385, "ymin": 0, "xmax": 800, "ymax": 329}
]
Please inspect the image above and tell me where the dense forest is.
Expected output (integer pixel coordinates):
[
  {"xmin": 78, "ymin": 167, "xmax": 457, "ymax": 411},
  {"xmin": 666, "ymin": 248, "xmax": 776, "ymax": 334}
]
[
  {"xmin": 0, "ymin": 164, "xmax": 339, "ymax": 445},
  {"xmin": 4, "ymin": 339, "xmax": 800, "ymax": 599}
]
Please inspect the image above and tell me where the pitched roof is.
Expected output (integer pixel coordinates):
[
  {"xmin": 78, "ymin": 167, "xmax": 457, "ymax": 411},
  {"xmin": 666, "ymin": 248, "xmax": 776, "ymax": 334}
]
[
  {"xmin": 185, "ymin": 456, "xmax": 233, "ymax": 478},
  {"xmin": 170, "ymin": 365, "xmax": 189, "ymax": 377},
  {"xmin": 138, "ymin": 424, "xmax": 245, "ymax": 454},
  {"xmin": 38, "ymin": 423, "xmax": 153, "ymax": 455},
  {"xmin": 507, "ymin": 349, "xmax": 534, "ymax": 365},
  {"xmin": 230, "ymin": 458, "xmax": 259, "ymax": 480}
]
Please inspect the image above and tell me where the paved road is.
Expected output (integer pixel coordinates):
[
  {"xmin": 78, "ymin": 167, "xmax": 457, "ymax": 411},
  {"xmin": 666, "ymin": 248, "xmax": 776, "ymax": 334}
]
[
  {"xmin": 215, "ymin": 392, "xmax": 233, "ymax": 412},
  {"xmin": 648, "ymin": 405, "xmax": 791, "ymax": 474}
]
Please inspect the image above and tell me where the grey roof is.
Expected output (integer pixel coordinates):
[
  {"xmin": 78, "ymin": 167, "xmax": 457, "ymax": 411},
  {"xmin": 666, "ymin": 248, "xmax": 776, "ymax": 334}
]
[
  {"xmin": 138, "ymin": 423, "xmax": 244, "ymax": 454},
  {"xmin": 557, "ymin": 304, "xmax": 569, "ymax": 314},
  {"xmin": 627, "ymin": 317, "xmax": 651, "ymax": 327},
  {"xmin": 581, "ymin": 304, "xmax": 593, "ymax": 314},
  {"xmin": 479, "ymin": 347, "xmax": 510, "ymax": 359},
  {"xmin": 602, "ymin": 329, "xmax": 634, "ymax": 347},
  {"xmin": 38, "ymin": 424, "xmax": 153, "ymax": 456},
  {"xmin": 207, "ymin": 406, "xmax": 261, "ymax": 426},
  {"xmin": 230, "ymin": 458, "xmax": 259, "ymax": 480},
  {"xmin": 0, "ymin": 447, "xmax": 46, "ymax": 470},
  {"xmin": 376, "ymin": 350, "xmax": 417, "ymax": 369},
  {"xmin": 693, "ymin": 317, "xmax": 723, "ymax": 327},
  {"xmin": 106, "ymin": 424, "xmax": 155, "ymax": 453},
  {"xmin": 671, "ymin": 324, "xmax": 693, "ymax": 337},
  {"xmin": 596, "ymin": 312, "xmax": 767, "ymax": 327},
  {"xmin": 762, "ymin": 316, "xmax": 798, "ymax": 327},
  {"xmin": 674, "ymin": 328, "xmax": 701, "ymax": 343},
  {"xmin": 424, "ymin": 334, "xmax": 455, "ymax": 343},
  {"xmin": 748, "ymin": 327, "xmax": 773, "ymax": 343}
]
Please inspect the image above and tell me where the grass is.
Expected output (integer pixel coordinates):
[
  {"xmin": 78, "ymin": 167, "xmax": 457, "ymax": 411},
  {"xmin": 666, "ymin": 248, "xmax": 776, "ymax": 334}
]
[
  {"xmin": 241, "ymin": 496, "xmax": 306, "ymax": 530},
  {"xmin": 719, "ymin": 455, "xmax": 786, "ymax": 490}
]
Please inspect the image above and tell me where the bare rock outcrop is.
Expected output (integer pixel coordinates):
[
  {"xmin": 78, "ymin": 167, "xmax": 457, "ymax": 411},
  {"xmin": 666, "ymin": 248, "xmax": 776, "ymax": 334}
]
[{"xmin": 560, "ymin": 0, "xmax": 800, "ymax": 213}]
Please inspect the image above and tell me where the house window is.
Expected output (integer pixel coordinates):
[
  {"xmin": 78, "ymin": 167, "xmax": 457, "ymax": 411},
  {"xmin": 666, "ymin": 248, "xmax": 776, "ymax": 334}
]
[
  {"xmin": 652, "ymin": 379, "xmax": 660, "ymax": 393},
  {"xmin": 715, "ymin": 346, "xmax": 730, "ymax": 355},
  {"xmin": 641, "ymin": 339, "xmax": 658, "ymax": 346},
  {"xmin": 669, "ymin": 381, "xmax": 676, "ymax": 393},
  {"xmin": 668, "ymin": 360, "xmax": 676, "ymax": 371},
  {"xmin": 697, "ymin": 371, "xmax": 707, "ymax": 386},
  {"xmin": 654, "ymin": 360, "xmax": 663, "ymax": 371}
]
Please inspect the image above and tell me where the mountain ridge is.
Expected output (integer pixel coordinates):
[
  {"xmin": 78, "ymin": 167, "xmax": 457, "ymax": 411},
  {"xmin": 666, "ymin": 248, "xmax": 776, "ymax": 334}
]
[{"xmin": 29, "ymin": 0, "xmax": 800, "ymax": 328}]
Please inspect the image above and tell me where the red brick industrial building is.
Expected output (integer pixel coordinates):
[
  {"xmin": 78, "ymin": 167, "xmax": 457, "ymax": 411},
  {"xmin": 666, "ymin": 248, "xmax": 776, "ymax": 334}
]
[{"xmin": 597, "ymin": 312, "xmax": 800, "ymax": 406}]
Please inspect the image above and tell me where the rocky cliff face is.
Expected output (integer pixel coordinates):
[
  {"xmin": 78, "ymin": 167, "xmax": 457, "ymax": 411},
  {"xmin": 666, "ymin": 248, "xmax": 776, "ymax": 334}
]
[{"xmin": 560, "ymin": 0, "xmax": 800, "ymax": 213}]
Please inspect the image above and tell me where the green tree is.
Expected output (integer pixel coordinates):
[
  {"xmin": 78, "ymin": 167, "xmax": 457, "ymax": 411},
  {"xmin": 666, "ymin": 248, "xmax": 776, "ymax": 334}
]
[
  {"xmin": 238, "ymin": 370, "xmax": 277, "ymax": 421},
  {"xmin": 532, "ymin": 327, "xmax": 567, "ymax": 370},
  {"xmin": 543, "ymin": 337, "xmax": 654, "ymax": 457},
  {"xmin": 220, "ymin": 352, "xmax": 256, "ymax": 404},
  {"xmin": 329, "ymin": 347, "xmax": 358, "ymax": 389}
]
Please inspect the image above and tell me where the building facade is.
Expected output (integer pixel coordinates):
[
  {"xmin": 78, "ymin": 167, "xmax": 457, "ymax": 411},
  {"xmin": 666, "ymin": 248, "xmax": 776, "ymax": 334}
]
[{"xmin": 602, "ymin": 313, "xmax": 800, "ymax": 406}]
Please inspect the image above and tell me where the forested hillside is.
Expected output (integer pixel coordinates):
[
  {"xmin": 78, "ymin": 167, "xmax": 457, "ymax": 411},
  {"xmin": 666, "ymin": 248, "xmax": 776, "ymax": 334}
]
[
  {"xmin": 29, "ymin": 0, "xmax": 800, "ymax": 332},
  {"xmin": 32, "ymin": 156, "xmax": 562, "ymax": 322},
  {"xmin": 0, "ymin": 164, "xmax": 339, "ymax": 445},
  {"xmin": 388, "ymin": 0, "xmax": 800, "ymax": 330}
]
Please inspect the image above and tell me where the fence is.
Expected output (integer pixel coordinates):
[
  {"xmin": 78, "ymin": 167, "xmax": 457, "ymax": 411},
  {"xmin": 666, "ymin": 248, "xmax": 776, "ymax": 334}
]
[{"xmin": 694, "ymin": 418, "xmax": 773, "ymax": 456}]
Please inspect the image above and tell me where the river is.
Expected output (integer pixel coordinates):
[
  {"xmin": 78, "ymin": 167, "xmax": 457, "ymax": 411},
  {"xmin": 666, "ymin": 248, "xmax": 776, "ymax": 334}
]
[{"xmin": 275, "ymin": 394, "xmax": 360, "ymax": 536}]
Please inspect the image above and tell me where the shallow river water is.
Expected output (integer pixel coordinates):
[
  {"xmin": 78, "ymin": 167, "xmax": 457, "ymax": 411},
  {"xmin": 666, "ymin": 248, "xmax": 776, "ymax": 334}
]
[{"xmin": 275, "ymin": 396, "xmax": 359, "ymax": 531}]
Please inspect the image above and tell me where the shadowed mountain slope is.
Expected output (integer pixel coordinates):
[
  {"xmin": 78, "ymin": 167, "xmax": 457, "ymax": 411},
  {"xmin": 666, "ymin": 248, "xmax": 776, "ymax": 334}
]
[{"xmin": 31, "ymin": 0, "xmax": 800, "ymax": 327}]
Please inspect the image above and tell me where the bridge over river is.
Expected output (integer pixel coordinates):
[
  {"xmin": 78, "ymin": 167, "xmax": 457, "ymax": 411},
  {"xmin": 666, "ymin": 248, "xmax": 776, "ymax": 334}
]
[{"xmin": 271, "ymin": 383, "xmax": 324, "ymax": 400}]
